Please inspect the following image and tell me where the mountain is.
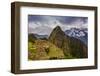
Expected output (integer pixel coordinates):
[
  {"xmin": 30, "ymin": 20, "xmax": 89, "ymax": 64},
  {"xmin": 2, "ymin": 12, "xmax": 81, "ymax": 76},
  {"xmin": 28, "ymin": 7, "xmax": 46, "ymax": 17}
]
[
  {"xmin": 49, "ymin": 26, "xmax": 88, "ymax": 58},
  {"xmin": 33, "ymin": 34, "xmax": 48, "ymax": 39},
  {"xmin": 65, "ymin": 28, "xmax": 88, "ymax": 45},
  {"xmin": 28, "ymin": 33, "xmax": 37, "ymax": 42},
  {"xmin": 28, "ymin": 26, "xmax": 52, "ymax": 35}
]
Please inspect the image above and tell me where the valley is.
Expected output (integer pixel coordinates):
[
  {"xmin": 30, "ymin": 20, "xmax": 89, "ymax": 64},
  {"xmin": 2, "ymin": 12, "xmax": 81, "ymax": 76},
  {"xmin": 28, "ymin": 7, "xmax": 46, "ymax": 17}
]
[{"xmin": 28, "ymin": 26, "xmax": 88, "ymax": 60}]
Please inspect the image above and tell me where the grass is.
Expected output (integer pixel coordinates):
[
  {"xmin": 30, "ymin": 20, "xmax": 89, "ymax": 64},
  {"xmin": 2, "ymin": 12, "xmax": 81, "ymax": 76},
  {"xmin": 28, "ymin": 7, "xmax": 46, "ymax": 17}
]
[{"xmin": 28, "ymin": 40, "xmax": 75, "ymax": 60}]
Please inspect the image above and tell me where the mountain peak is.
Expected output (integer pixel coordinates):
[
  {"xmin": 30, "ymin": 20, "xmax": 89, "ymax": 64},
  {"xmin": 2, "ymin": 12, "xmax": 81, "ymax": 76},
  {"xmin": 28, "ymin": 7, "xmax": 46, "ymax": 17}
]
[
  {"xmin": 51, "ymin": 26, "xmax": 64, "ymax": 36},
  {"xmin": 49, "ymin": 26, "xmax": 88, "ymax": 58},
  {"xmin": 53, "ymin": 26, "xmax": 62, "ymax": 31},
  {"xmin": 55, "ymin": 26, "xmax": 61, "ymax": 29},
  {"xmin": 49, "ymin": 26, "xmax": 67, "ymax": 49},
  {"xmin": 49, "ymin": 26, "xmax": 65, "ymax": 38}
]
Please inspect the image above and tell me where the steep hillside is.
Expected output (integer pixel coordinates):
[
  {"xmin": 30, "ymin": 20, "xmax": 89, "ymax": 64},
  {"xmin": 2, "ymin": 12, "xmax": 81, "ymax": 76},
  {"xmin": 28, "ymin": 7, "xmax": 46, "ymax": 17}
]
[
  {"xmin": 28, "ymin": 40, "xmax": 66, "ymax": 60},
  {"xmin": 49, "ymin": 26, "xmax": 88, "ymax": 58}
]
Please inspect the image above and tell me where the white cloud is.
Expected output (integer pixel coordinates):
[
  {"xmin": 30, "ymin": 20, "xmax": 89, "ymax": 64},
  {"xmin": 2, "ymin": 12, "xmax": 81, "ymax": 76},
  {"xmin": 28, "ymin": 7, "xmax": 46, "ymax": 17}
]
[{"xmin": 28, "ymin": 16, "xmax": 88, "ymax": 35}]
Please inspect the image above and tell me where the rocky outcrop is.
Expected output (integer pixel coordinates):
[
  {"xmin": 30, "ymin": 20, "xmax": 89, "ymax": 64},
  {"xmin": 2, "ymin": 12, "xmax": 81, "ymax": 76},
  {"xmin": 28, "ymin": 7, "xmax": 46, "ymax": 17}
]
[{"xmin": 49, "ymin": 26, "xmax": 88, "ymax": 58}]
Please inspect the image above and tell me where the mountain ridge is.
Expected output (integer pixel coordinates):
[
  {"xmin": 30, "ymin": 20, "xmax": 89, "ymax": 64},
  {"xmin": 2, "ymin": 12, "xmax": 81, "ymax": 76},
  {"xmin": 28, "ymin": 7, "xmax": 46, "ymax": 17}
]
[
  {"xmin": 65, "ymin": 28, "xmax": 88, "ymax": 45},
  {"xmin": 49, "ymin": 26, "xmax": 88, "ymax": 58}
]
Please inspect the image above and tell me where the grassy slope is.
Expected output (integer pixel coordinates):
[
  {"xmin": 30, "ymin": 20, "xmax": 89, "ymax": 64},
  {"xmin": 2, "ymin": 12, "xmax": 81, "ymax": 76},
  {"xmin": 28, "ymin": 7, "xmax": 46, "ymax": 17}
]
[{"xmin": 28, "ymin": 40, "xmax": 74, "ymax": 60}]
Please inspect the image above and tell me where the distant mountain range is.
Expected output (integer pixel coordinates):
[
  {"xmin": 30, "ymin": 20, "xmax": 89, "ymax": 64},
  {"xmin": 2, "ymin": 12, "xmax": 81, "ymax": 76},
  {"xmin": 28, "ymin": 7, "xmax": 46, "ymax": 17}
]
[
  {"xmin": 34, "ymin": 34, "xmax": 48, "ymax": 39},
  {"xmin": 29, "ymin": 26, "xmax": 88, "ymax": 46},
  {"xmin": 49, "ymin": 26, "xmax": 88, "ymax": 58},
  {"xmin": 28, "ymin": 27, "xmax": 88, "ymax": 45},
  {"xmin": 28, "ymin": 26, "xmax": 88, "ymax": 60},
  {"xmin": 65, "ymin": 28, "xmax": 88, "ymax": 45}
]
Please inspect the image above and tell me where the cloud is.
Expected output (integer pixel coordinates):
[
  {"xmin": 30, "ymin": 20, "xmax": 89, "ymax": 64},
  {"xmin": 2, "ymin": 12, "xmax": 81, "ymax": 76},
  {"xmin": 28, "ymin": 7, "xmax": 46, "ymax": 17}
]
[{"xmin": 28, "ymin": 15, "xmax": 88, "ymax": 32}]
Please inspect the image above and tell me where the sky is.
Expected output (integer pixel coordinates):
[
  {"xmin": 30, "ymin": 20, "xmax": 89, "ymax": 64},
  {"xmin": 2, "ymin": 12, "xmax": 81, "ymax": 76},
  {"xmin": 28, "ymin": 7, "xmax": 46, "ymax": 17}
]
[{"xmin": 28, "ymin": 15, "xmax": 88, "ymax": 35}]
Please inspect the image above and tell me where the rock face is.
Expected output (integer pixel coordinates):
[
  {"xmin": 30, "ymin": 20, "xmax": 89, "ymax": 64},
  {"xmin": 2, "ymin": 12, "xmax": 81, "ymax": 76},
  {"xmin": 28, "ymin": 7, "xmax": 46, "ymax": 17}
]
[{"xmin": 49, "ymin": 26, "xmax": 88, "ymax": 58}]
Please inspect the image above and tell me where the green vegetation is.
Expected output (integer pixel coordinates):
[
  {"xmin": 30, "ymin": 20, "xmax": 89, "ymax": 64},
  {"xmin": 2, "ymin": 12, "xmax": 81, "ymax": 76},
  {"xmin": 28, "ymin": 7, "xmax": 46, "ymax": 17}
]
[
  {"xmin": 49, "ymin": 26, "xmax": 88, "ymax": 58},
  {"xmin": 28, "ymin": 40, "xmax": 66, "ymax": 60},
  {"xmin": 28, "ymin": 26, "xmax": 87, "ymax": 60},
  {"xmin": 28, "ymin": 39, "xmax": 76, "ymax": 60},
  {"xmin": 28, "ymin": 40, "xmax": 76, "ymax": 60}
]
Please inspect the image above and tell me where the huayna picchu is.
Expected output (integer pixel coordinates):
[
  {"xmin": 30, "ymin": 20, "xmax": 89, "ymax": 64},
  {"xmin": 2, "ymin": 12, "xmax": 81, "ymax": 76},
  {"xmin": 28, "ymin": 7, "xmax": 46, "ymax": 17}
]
[{"xmin": 28, "ymin": 26, "xmax": 88, "ymax": 60}]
